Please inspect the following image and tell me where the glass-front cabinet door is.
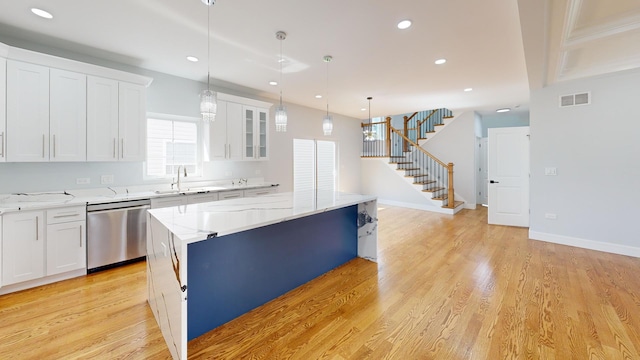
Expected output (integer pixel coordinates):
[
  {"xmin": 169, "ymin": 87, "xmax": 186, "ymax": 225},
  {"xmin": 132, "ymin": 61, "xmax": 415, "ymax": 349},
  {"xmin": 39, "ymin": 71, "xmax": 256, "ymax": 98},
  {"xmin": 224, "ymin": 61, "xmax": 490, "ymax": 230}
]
[
  {"xmin": 244, "ymin": 107, "xmax": 254, "ymax": 158},
  {"xmin": 242, "ymin": 105, "xmax": 269, "ymax": 160}
]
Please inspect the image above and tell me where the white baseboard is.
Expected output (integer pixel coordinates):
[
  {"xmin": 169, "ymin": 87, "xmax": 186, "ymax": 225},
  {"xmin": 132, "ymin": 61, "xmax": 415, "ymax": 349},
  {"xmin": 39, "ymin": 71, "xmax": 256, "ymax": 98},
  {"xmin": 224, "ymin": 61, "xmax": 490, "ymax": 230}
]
[
  {"xmin": 377, "ymin": 199, "xmax": 454, "ymax": 215},
  {"xmin": 529, "ymin": 231, "xmax": 640, "ymax": 258}
]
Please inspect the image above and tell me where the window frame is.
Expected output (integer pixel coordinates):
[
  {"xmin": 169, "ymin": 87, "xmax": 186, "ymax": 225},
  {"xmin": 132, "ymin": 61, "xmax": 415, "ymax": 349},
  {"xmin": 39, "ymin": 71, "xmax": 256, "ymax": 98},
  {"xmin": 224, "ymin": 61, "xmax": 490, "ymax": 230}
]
[{"xmin": 144, "ymin": 112, "xmax": 204, "ymax": 180}]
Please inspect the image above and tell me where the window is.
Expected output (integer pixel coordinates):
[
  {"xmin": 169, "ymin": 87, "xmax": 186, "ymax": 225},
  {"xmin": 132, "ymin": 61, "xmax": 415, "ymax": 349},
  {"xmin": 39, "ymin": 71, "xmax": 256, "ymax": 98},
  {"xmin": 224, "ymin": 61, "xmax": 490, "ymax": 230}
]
[
  {"xmin": 370, "ymin": 117, "xmax": 386, "ymax": 141},
  {"xmin": 146, "ymin": 114, "xmax": 202, "ymax": 178},
  {"xmin": 293, "ymin": 139, "xmax": 336, "ymax": 192}
]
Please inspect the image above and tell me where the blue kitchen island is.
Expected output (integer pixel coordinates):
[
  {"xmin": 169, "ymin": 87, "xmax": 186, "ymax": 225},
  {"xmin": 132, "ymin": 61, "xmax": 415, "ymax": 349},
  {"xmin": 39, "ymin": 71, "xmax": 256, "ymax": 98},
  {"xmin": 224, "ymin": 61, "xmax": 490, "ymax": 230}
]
[{"xmin": 146, "ymin": 190, "xmax": 377, "ymax": 360}]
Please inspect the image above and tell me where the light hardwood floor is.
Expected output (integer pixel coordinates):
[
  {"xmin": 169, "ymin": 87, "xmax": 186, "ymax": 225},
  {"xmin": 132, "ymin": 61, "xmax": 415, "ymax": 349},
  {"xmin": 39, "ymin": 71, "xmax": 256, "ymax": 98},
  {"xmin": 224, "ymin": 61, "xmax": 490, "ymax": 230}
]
[{"xmin": 2, "ymin": 206, "xmax": 640, "ymax": 359}]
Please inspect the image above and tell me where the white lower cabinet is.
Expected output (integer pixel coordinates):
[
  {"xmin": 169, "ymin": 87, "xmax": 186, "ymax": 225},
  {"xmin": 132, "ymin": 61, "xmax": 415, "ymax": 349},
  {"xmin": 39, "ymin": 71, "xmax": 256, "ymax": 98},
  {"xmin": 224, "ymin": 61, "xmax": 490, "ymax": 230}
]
[
  {"xmin": 219, "ymin": 190, "xmax": 244, "ymax": 200},
  {"xmin": 46, "ymin": 206, "xmax": 86, "ymax": 276},
  {"xmin": 1, "ymin": 206, "xmax": 86, "ymax": 288},
  {"xmin": 2, "ymin": 211, "xmax": 45, "ymax": 286},
  {"xmin": 244, "ymin": 187, "xmax": 277, "ymax": 197},
  {"xmin": 150, "ymin": 195, "xmax": 187, "ymax": 209},
  {"xmin": 187, "ymin": 193, "xmax": 219, "ymax": 204}
]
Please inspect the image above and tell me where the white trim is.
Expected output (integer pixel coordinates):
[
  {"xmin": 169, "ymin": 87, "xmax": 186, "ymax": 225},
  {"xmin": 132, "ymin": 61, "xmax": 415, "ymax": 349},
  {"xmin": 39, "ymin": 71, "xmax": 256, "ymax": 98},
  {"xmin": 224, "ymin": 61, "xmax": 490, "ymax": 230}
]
[
  {"xmin": 529, "ymin": 231, "xmax": 640, "ymax": 258},
  {"xmin": 4, "ymin": 43, "xmax": 152, "ymax": 86},
  {"xmin": 376, "ymin": 199, "xmax": 455, "ymax": 215},
  {"xmin": 218, "ymin": 92, "xmax": 273, "ymax": 109}
]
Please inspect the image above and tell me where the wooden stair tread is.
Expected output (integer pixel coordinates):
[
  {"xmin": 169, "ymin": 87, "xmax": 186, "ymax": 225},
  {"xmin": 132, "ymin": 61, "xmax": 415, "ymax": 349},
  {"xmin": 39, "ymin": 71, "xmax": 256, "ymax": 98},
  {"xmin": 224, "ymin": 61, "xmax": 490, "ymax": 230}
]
[
  {"xmin": 422, "ymin": 187, "xmax": 445, "ymax": 193},
  {"xmin": 398, "ymin": 168, "xmax": 420, "ymax": 171},
  {"xmin": 389, "ymin": 161, "xmax": 412, "ymax": 164},
  {"xmin": 426, "ymin": 131, "xmax": 435, "ymax": 134},
  {"xmin": 443, "ymin": 116, "xmax": 454, "ymax": 119},
  {"xmin": 414, "ymin": 181, "xmax": 436, "ymax": 186},
  {"xmin": 434, "ymin": 124, "xmax": 445, "ymax": 127},
  {"xmin": 442, "ymin": 201, "xmax": 464, "ymax": 209},
  {"xmin": 405, "ymin": 174, "xmax": 428, "ymax": 178}
]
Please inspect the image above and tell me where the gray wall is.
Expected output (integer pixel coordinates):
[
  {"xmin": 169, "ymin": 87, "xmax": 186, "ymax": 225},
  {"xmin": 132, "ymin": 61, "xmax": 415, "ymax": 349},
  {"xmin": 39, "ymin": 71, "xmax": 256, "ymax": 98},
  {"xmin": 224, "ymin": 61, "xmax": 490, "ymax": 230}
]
[
  {"xmin": 481, "ymin": 112, "xmax": 530, "ymax": 137},
  {"xmin": 529, "ymin": 68, "xmax": 640, "ymax": 251}
]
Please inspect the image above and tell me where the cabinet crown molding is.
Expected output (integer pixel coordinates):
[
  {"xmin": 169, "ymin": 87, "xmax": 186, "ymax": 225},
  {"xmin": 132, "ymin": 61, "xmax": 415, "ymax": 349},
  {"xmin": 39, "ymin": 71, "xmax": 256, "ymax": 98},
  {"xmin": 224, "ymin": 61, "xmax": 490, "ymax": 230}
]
[{"xmin": 0, "ymin": 41, "xmax": 152, "ymax": 87}]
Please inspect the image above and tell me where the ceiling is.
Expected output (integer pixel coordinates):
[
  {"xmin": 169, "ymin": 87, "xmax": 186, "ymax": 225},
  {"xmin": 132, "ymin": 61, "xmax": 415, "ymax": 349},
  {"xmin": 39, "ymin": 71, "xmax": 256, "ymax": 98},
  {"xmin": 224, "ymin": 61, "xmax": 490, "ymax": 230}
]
[
  {"xmin": 520, "ymin": 0, "xmax": 640, "ymax": 90},
  {"xmin": 0, "ymin": 0, "xmax": 635, "ymax": 120}
]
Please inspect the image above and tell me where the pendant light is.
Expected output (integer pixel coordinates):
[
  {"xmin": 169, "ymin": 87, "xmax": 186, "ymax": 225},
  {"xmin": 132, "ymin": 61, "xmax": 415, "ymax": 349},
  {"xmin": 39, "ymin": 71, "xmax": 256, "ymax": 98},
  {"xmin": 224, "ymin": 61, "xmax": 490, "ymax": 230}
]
[
  {"xmin": 322, "ymin": 55, "xmax": 333, "ymax": 136},
  {"xmin": 363, "ymin": 96, "xmax": 376, "ymax": 141},
  {"xmin": 274, "ymin": 31, "xmax": 288, "ymax": 132},
  {"xmin": 200, "ymin": 0, "xmax": 217, "ymax": 122}
]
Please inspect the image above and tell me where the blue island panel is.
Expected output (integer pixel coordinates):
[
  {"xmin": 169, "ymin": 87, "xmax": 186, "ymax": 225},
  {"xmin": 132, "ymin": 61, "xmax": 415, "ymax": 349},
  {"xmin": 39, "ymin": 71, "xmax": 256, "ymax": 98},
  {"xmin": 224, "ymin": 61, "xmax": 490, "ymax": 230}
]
[{"xmin": 187, "ymin": 205, "xmax": 358, "ymax": 340}]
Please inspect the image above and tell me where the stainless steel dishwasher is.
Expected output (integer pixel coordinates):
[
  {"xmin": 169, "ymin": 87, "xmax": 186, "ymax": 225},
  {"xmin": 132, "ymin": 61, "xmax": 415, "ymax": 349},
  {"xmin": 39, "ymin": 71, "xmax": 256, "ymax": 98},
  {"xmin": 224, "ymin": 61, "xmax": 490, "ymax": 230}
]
[{"xmin": 86, "ymin": 198, "xmax": 150, "ymax": 273}]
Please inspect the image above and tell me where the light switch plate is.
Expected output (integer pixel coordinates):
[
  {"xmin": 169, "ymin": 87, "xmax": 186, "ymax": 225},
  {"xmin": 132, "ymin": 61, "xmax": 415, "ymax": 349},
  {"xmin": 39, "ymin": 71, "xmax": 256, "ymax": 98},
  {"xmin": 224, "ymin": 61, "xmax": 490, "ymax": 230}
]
[
  {"xmin": 76, "ymin": 178, "xmax": 90, "ymax": 185},
  {"xmin": 545, "ymin": 167, "xmax": 557, "ymax": 176}
]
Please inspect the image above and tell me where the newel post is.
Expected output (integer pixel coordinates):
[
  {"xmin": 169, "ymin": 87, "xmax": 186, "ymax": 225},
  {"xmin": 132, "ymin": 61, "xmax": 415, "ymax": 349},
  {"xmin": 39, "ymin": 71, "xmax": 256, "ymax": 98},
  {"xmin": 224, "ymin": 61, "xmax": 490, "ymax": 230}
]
[
  {"xmin": 385, "ymin": 116, "xmax": 391, "ymax": 157},
  {"xmin": 403, "ymin": 116, "xmax": 409, "ymax": 153},
  {"xmin": 447, "ymin": 162, "xmax": 454, "ymax": 208}
]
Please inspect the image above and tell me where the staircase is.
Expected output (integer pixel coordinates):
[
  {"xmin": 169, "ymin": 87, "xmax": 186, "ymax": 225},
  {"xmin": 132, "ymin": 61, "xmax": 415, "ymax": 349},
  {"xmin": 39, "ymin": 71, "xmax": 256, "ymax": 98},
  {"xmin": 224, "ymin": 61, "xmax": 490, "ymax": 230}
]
[{"xmin": 361, "ymin": 112, "xmax": 465, "ymax": 215}]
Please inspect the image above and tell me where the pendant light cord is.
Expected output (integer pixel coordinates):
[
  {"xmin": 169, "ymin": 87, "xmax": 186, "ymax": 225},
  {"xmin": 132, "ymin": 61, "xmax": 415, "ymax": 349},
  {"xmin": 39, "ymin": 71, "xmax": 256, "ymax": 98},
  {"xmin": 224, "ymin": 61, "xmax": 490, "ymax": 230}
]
[
  {"xmin": 326, "ymin": 58, "xmax": 330, "ymax": 116},
  {"xmin": 207, "ymin": 6, "xmax": 211, "ymax": 90},
  {"xmin": 279, "ymin": 37, "xmax": 283, "ymax": 106}
]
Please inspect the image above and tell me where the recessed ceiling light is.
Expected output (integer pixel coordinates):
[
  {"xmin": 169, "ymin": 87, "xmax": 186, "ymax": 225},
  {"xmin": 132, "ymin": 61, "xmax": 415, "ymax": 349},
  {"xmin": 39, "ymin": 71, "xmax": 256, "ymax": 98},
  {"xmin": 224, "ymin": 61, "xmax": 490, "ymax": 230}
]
[
  {"xmin": 361, "ymin": 108, "xmax": 367, "ymax": 111},
  {"xmin": 269, "ymin": 81, "xmax": 278, "ymax": 86},
  {"xmin": 31, "ymin": 8, "xmax": 53, "ymax": 19},
  {"xmin": 315, "ymin": 95, "xmax": 323, "ymax": 99},
  {"xmin": 496, "ymin": 108, "xmax": 511, "ymax": 113},
  {"xmin": 186, "ymin": 56, "xmax": 199, "ymax": 62},
  {"xmin": 397, "ymin": 20, "xmax": 412, "ymax": 30},
  {"xmin": 435, "ymin": 58, "xmax": 447, "ymax": 65},
  {"xmin": 464, "ymin": 88, "xmax": 473, "ymax": 92}
]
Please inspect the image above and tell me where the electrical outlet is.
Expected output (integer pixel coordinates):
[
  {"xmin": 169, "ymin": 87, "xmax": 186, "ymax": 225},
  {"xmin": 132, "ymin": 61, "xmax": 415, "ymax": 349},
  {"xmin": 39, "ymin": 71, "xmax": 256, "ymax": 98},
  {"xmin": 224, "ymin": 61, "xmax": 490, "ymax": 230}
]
[
  {"xmin": 545, "ymin": 213, "xmax": 557, "ymax": 220},
  {"xmin": 76, "ymin": 178, "xmax": 90, "ymax": 185},
  {"xmin": 101, "ymin": 175, "xmax": 114, "ymax": 184},
  {"xmin": 544, "ymin": 167, "xmax": 557, "ymax": 176}
]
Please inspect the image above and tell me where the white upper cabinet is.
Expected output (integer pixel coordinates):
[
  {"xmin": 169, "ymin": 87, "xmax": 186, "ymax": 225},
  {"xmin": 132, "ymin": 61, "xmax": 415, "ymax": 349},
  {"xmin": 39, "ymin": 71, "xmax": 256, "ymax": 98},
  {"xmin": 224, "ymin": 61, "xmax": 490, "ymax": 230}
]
[
  {"xmin": 210, "ymin": 100, "xmax": 243, "ymax": 161},
  {"xmin": 2, "ymin": 42, "xmax": 152, "ymax": 163},
  {"xmin": 0, "ymin": 57, "xmax": 6, "ymax": 162},
  {"xmin": 87, "ymin": 78, "xmax": 146, "ymax": 162},
  {"xmin": 87, "ymin": 76, "xmax": 119, "ymax": 161},
  {"xmin": 6, "ymin": 60, "xmax": 50, "ymax": 162},
  {"xmin": 49, "ymin": 69, "xmax": 87, "ymax": 162},
  {"xmin": 118, "ymin": 82, "xmax": 146, "ymax": 161},
  {"xmin": 243, "ymin": 106, "xmax": 269, "ymax": 160}
]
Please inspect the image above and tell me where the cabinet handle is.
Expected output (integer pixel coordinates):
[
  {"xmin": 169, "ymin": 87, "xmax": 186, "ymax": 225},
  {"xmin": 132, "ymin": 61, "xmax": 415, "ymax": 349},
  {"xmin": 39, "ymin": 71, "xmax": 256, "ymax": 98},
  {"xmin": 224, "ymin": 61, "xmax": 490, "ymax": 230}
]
[
  {"xmin": 228, "ymin": 144, "xmax": 231, "ymax": 158},
  {"xmin": 80, "ymin": 225, "xmax": 83, "ymax": 247},
  {"xmin": 53, "ymin": 134, "xmax": 56, "ymax": 158},
  {"xmin": 53, "ymin": 213, "xmax": 80, "ymax": 218},
  {"xmin": 113, "ymin": 138, "xmax": 116, "ymax": 158},
  {"xmin": 36, "ymin": 216, "xmax": 39, "ymax": 241},
  {"xmin": 0, "ymin": 131, "xmax": 4, "ymax": 157},
  {"xmin": 121, "ymin": 138, "xmax": 124, "ymax": 159},
  {"xmin": 42, "ymin": 134, "xmax": 45, "ymax": 158},
  {"xmin": 224, "ymin": 143, "xmax": 227, "ymax": 158}
]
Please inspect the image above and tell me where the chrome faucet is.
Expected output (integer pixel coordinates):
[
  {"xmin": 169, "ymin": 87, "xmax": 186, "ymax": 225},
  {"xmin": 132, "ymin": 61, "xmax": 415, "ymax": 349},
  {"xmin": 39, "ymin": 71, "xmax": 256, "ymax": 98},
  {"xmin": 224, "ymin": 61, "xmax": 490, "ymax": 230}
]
[{"xmin": 175, "ymin": 165, "xmax": 187, "ymax": 191}]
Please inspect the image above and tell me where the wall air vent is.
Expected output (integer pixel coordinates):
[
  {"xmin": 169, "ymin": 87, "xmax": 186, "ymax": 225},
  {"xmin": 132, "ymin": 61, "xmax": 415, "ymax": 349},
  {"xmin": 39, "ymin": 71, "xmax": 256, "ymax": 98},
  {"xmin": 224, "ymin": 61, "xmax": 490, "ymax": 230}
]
[{"xmin": 560, "ymin": 92, "xmax": 590, "ymax": 107}]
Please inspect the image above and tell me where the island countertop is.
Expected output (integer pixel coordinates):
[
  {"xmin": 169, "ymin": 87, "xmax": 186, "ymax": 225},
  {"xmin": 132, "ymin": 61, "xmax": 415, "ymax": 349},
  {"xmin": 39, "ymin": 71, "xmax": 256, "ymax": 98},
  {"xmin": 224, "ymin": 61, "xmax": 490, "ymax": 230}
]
[{"xmin": 147, "ymin": 190, "xmax": 377, "ymax": 244}]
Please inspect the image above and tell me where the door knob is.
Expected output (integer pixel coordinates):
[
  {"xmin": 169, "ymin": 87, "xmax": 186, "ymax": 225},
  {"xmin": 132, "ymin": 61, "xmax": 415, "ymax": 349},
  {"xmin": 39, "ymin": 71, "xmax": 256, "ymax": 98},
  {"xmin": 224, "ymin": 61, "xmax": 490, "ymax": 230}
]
[{"xmin": 490, "ymin": 180, "xmax": 499, "ymax": 184}]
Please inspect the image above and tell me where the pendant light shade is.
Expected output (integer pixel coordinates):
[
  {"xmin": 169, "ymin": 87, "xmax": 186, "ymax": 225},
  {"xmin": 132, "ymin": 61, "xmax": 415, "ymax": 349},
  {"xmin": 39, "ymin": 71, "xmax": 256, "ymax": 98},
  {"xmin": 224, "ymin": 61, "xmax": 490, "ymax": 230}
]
[
  {"xmin": 275, "ymin": 31, "xmax": 288, "ymax": 132},
  {"xmin": 323, "ymin": 114, "xmax": 333, "ymax": 136},
  {"xmin": 201, "ymin": 89, "xmax": 217, "ymax": 122},
  {"xmin": 200, "ymin": 1, "xmax": 217, "ymax": 122},
  {"xmin": 323, "ymin": 55, "xmax": 333, "ymax": 136},
  {"xmin": 363, "ymin": 96, "xmax": 376, "ymax": 141}
]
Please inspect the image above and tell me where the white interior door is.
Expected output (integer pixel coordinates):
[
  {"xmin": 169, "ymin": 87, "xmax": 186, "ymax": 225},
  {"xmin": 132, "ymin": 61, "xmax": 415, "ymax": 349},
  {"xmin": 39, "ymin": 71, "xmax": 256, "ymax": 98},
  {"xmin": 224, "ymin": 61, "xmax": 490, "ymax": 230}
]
[
  {"xmin": 478, "ymin": 137, "xmax": 489, "ymax": 205},
  {"xmin": 488, "ymin": 127, "xmax": 529, "ymax": 227}
]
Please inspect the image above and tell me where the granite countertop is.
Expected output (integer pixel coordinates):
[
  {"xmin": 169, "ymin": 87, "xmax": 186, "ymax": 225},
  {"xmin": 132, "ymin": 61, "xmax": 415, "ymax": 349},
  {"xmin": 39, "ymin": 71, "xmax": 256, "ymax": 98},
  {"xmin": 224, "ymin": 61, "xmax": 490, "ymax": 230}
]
[
  {"xmin": 148, "ymin": 190, "xmax": 377, "ymax": 244},
  {"xmin": 0, "ymin": 182, "xmax": 279, "ymax": 214}
]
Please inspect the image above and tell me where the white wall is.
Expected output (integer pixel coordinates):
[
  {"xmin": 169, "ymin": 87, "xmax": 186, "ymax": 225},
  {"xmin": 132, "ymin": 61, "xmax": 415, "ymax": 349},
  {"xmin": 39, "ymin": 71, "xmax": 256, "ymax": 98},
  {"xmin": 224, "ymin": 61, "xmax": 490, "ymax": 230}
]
[
  {"xmin": 0, "ymin": 38, "xmax": 362, "ymax": 194},
  {"xmin": 529, "ymin": 69, "xmax": 640, "ymax": 256},
  {"xmin": 422, "ymin": 111, "xmax": 478, "ymax": 209}
]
